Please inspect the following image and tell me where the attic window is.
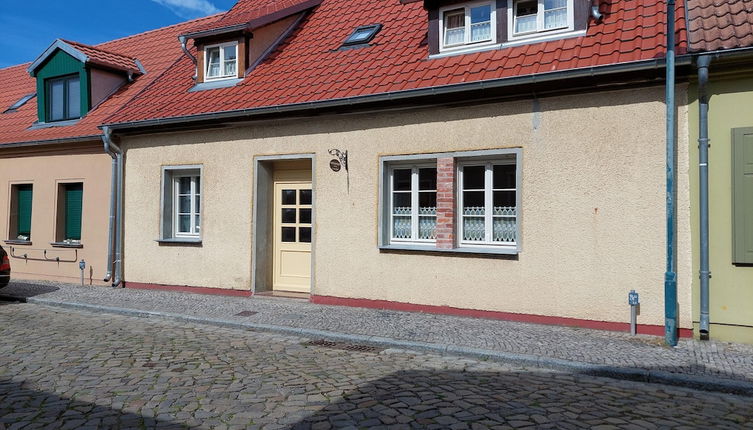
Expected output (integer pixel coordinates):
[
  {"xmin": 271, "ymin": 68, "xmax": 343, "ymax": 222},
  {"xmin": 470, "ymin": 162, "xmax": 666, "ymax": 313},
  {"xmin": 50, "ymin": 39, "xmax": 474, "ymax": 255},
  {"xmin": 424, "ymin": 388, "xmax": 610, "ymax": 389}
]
[
  {"xmin": 205, "ymin": 42, "xmax": 238, "ymax": 81},
  {"xmin": 510, "ymin": 0, "xmax": 573, "ymax": 39},
  {"xmin": 3, "ymin": 93, "xmax": 35, "ymax": 114},
  {"xmin": 342, "ymin": 24, "xmax": 382, "ymax": 47},
  {"xmin": 46, "ymin": 75, "xmax": 81, "ymax": 122},
  {"xmin": 439, "ymin": 2, "xmax": 495, "ymax": 52}
]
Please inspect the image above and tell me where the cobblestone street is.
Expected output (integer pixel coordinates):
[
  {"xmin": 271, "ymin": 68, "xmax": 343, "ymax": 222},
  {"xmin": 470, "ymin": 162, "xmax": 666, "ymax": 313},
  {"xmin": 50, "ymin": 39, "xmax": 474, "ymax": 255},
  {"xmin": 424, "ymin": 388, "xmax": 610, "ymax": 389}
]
[{"xmin": 1, "ymin": 303, "xmax": 752, "ymax": 429}]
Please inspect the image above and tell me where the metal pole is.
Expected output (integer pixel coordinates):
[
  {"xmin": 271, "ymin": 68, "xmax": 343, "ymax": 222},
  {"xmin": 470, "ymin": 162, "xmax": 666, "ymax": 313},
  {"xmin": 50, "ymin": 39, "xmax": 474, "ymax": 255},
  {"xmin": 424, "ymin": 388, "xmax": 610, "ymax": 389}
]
[
  {"xmin": 629, "ymin": 290, "xmax": 639, "ymax": 336},
  {"xmin": 631, "ymin": 306, "xmax": 637, "ymax": 335},
  {"xmin": 79, "ymin": 259, "xmax": 85, "ymax": 287},
  {"xmin": 697, "ymin": 55, "xmax": 712, "ymax": 340},
  {"xmin": 665, "ymin": 0, "xmax": 678, "ymax": 346}
]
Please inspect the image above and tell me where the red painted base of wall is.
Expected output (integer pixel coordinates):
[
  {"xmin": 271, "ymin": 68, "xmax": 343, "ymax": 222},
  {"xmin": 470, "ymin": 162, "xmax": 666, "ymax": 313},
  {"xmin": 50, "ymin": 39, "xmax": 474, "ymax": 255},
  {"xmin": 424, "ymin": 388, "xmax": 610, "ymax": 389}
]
[
  {"xmin": 125, "ymin": 282, "xmax": 252, "ymax": 297},
  {"xmin": 311, "ymin": 295, "xmax": 694, "ymax": 338}
]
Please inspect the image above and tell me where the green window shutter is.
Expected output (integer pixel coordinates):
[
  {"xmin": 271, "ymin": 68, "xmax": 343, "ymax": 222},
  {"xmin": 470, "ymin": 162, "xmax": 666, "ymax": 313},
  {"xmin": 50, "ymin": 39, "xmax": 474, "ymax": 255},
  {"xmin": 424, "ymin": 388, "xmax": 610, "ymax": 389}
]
[
  {"xmin": 16, "ymin": 185, "xmax": 33, "ymax": 237},
  {"xmin": 733, "ymin": 127, "xmax": 753, "ymax": 264},
  {"xmin": 64, "ymin": 183, "xmax": 83, "ymax": 241}
]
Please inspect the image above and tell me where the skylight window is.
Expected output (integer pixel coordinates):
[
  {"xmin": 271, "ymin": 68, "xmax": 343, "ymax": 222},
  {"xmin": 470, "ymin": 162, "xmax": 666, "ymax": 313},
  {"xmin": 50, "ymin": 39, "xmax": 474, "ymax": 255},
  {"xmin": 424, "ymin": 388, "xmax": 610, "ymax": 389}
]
[
  {"xmin": 3, "ymin": 93, "xmax": 35, "ymax": 114},
  {"xmin": 342, "ymin": 24, "xmax": 382, "ymax": 47}
]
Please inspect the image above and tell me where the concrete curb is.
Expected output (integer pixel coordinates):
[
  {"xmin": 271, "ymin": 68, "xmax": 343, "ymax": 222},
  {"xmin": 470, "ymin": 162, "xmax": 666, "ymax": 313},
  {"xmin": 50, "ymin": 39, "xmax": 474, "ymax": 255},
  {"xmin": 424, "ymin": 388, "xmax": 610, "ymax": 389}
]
[{"xmin": 24, "ymin": 296, "xmax": 753, "ymax": 397}]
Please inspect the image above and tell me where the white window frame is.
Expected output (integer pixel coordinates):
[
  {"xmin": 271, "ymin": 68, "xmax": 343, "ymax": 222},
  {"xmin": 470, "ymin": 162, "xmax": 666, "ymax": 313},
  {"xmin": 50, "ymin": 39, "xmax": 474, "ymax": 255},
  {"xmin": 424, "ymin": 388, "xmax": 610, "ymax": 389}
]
[
  {"xmin": 388, "ymin": 163, "xmax": 437, "ymax": 245},
  {"xmin": 439, "ymin": 1, "xmax": 497, "ymax": 53},
  {"xmin": 457, "ymin": 155, "xmax": 518, "ymax": 249},
  {"xmin": 204, "ymin": 41, "xmax": 238, "ymax": 81},
  {"xmin": 508, "ymin": 0, "xmax": 574, "ymax": 41},
  {"xmin": 173, "ymin": 173, "xmax": 201, "ymax": 238},
  {"xmin": 161, "ymin": 165, "xmax": 202, "ymax": 242}
]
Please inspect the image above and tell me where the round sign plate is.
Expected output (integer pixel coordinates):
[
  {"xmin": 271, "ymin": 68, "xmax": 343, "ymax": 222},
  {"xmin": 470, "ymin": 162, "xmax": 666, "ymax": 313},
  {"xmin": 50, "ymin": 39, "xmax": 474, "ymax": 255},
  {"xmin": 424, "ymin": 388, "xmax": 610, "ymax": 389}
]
[{"xmin": 330, "ymin": 159, "xmax": 341, "ymax": 172}]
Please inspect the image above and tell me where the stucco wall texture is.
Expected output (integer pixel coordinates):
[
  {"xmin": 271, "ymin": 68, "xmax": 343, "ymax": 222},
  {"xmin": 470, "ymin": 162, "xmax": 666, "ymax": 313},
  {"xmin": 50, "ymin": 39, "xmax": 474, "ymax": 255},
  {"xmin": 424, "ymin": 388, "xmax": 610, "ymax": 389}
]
[
  {"xmin": 689, "ymin": 75, "xmax": 753, "ymax": 343},
  {"xmin": 122, "ymin": 86, "xmax": 692, "ymax": 328},
  {"xmin": 0, "ymin": 151, "xmax": 111, "ymax": 284}
]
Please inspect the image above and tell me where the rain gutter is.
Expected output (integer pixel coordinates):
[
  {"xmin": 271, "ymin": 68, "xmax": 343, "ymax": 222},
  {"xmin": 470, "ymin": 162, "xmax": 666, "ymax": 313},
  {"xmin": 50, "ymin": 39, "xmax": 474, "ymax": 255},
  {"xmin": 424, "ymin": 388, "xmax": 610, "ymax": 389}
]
[
  {"xmin": 104, "ymin": 57, "xmax": 692, "ymax": 130},
  {"xmin": 0, "ymin": 135, "xmax": 102, "ymax": 149},
  {"xmin": 104, "ymin": 45, "xmax": 753, "ymax": 133}
]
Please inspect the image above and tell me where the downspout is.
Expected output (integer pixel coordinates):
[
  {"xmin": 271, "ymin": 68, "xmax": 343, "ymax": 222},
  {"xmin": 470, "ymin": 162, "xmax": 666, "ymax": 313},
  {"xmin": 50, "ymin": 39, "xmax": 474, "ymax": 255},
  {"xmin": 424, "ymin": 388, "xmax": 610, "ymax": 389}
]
[
  {"xmin": 697, "ymin": 54, "xmax": 712, "ymax": 340},
  {"xmin": 179, "ymin": 35, "xmax": 198, "ymax": 81},
  {"xmin": 664, "ymin": 0, "xmax": 678, "ymax": 346},
  {"xmin": 102, "ymin": 126, "xmax": 124, "ymax": 287},
  {"xmin": 103, "ymin": 131, "xmax": 116, "ymax": 283}
]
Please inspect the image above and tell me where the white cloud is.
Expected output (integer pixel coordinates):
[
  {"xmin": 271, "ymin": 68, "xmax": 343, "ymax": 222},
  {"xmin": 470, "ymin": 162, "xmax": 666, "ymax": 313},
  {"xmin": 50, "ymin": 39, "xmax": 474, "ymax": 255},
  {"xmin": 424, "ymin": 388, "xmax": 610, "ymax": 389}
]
[{"xmin": 150, "ymin": 0, "xmax": 221, "ymax": 18}]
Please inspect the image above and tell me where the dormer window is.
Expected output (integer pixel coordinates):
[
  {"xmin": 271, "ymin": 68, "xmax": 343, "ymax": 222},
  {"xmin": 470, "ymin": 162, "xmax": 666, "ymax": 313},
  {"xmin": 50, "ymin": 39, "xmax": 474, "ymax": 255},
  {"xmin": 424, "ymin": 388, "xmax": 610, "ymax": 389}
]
[
  {"xmin": 46, "ymin": 75, "xmax": 80, "ymax": 122},
  {"xmin": 440, "ymin": 2, "xmax": 495, "ymax": 52},
  {"xmin": 205, "ymin": 42, "xmax": 238, "ymax": 81},
  {"xmin": 28, "ymin": 39, "xmax": 141, "ymax": 125},
  {"xmin": 510, "ymin": 0, "xmax": 573, "ymax": 39}
]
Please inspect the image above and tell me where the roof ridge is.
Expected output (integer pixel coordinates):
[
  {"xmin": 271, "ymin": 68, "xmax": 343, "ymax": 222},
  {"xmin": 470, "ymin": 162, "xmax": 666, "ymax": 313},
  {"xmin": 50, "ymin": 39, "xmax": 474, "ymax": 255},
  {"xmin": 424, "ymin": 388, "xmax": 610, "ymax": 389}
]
[
  {"xmin": 95, "ymin": 12, "xmax": 225, "ymax": 48},
  {"xmin": 0, "ymin": 62, "xmax": 31, "ymax": 73},
  {"xmin": 61, "ymin": 39, "xmax": 138, "ymax": 60}
]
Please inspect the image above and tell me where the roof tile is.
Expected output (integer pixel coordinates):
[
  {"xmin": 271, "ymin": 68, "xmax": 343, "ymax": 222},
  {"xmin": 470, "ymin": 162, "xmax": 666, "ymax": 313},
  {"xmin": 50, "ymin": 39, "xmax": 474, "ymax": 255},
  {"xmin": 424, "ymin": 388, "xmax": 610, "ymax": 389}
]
[{"xmin": 687, "ymin": 0, "xmax": 753, "ymax": 51}]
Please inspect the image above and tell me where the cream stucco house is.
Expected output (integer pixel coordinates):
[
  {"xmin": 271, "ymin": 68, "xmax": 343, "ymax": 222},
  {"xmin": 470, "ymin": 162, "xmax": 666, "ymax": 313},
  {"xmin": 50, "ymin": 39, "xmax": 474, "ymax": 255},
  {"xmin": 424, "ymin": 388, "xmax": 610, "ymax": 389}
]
[{"xmin": 98, "ymin": 0, "xmax": 704, "ymax": 337}]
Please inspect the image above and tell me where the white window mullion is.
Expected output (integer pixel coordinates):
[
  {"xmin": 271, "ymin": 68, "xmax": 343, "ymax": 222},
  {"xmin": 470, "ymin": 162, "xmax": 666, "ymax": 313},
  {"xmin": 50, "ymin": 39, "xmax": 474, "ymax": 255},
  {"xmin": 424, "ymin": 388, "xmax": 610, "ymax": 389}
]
[
  {"xmin": 537, "ymin": 0, "xmax": 545, "ymax": 31},
  {"xmin": 411, "ymin": 167, "xmax": 419, "ymax": 240},
  {"xmin": 484, "ymin": 162, "xmax": 493, "ymax": 243},
  {"xmin": 191, "ymin": 177, "xmax": 198, "ymax": 235},
  {"xmin": 464, "ymin": 7, "xmax": 471, "ymax": 44},
  {"xmin": 389, "ymin": 170, "xmax": 395, "ymax": 240},
  {"xmin": 173, "ymin": 178, "xmax": 179, "ymax": 237}
]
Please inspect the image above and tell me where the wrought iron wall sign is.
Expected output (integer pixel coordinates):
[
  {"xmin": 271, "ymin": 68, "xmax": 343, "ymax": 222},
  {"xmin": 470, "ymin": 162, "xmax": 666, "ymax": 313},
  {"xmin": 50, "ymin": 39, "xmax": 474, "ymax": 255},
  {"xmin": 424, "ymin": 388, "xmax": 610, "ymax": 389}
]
[{"xmin": 328, "ymin": 148, "xmax": 349, "ymax": 192}]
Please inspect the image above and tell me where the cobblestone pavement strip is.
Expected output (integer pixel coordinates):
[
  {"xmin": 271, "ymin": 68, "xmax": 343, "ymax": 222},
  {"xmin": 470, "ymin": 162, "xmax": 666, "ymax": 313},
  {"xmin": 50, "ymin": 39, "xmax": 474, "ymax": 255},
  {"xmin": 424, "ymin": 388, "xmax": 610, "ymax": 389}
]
[
  {"xmin": 2, "ymin": 281, "xmax": 753, "ymax": 389},
  {"xmin": 1, "ymin": 303, "xmax": 752, "ymax": 429}
]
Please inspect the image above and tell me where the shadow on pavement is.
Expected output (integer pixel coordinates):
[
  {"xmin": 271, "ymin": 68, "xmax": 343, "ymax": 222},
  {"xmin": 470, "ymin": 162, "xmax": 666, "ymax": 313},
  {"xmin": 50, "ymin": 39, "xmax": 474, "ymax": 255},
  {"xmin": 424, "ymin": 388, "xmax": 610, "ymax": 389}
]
[
  {"xmin": 0, "ymin": 378, "xmax": 190, "ymax": 429},
  {"xmin": 290, "ymin": 369, "xmax": 753, "ymax": 429},
  {"xmin": 0, "ymin": 281, "xmax": 59, "ymax": 301}
]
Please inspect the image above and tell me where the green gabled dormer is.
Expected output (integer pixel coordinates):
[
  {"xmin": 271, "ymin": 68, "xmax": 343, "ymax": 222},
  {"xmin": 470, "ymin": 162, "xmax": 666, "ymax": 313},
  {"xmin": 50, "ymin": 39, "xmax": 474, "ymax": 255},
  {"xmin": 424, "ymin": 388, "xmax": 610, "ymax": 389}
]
[{"xmin": 27, "ymin": 39, "xmax": 145, "ymax": 125}]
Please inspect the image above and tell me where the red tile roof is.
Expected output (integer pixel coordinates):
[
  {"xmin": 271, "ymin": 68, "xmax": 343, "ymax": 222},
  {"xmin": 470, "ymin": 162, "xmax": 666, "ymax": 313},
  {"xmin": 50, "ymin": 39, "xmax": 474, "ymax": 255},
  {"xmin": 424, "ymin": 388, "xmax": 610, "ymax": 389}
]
[
  {"xmin": 687, "ymin": 0, "xmax": 753, "ymax": 51},
  {"xmin": 186, "ymin": 0, "xmax": 321, "ymax": 34},
  {"xmin": 107, "ymin": 0, "xmax": 689, "ymax": 126},
  {"xmin": 61, "ymin": 40, "xmax": 142, "ymax": 74},
  {"xmin": 0, "ymin": 14, "xmax": 221, "ymax": 146}
]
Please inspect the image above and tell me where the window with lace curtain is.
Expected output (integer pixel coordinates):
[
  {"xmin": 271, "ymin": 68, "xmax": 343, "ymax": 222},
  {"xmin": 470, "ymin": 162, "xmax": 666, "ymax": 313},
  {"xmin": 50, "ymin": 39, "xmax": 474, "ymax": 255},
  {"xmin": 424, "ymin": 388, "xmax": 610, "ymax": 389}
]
[
  {"xmin": 510, "ymin": 0, "xmax": 573, "ymax": 39},
  {"xmin": 204, "ymin": 42, "xmax": 238, "ymax": 81},
  {"xmin": 440, "ymin": 2, "xmax": 496, "ymax": 51},
  {"xmin": 389, "ymin": 164, "xmax": 437, "ymax": 244},
  {"xmin": 458, "ymin": 157, "xmax": 517, "ymax": 247}
]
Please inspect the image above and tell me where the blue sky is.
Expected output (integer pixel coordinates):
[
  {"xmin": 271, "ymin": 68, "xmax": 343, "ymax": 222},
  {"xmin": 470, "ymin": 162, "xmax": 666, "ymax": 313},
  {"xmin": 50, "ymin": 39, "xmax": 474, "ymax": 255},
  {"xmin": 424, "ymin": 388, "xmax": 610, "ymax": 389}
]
[{"xmin": 0, "ymin": 0, "xmax": 237, "ymax": 69}]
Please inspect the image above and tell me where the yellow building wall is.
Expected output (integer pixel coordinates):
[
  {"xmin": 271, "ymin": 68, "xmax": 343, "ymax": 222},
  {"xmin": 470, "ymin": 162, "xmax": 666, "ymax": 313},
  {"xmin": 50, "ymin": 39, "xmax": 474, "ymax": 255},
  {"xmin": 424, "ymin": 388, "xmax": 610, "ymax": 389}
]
[
  {"xmin": 0, "ymin": 147, "xmax": 112, "ymax": 285},
  {"xmin": 122, "ymin": 85, "xmax": 693, "ymax": 329},
  {"xmin": 689, "ymin": 75, "xmax": 753, "ymax": 344}
]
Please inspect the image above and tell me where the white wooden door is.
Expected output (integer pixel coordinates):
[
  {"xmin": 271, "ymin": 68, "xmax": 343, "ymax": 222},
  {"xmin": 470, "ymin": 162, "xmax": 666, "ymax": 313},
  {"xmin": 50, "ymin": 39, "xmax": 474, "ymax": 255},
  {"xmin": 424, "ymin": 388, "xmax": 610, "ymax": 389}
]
[{"xmin": 272, "ymin": 181, "xmax": 312, "ymax": 292}]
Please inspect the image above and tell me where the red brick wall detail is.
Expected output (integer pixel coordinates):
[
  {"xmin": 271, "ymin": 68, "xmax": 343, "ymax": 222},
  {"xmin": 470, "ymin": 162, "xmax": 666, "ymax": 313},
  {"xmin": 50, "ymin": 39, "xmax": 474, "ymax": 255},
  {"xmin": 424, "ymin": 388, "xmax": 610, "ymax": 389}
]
[{"xmin": 436, "ymin": 157, "xmax": 456, "ymax": 249}]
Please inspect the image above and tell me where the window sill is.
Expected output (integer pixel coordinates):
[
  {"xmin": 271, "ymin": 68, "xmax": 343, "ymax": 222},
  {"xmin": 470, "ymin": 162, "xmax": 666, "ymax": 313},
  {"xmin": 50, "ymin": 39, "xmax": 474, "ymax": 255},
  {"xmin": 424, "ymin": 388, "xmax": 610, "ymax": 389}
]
[
  {"xmin": 4, "ymin": 240, "xmax": 31, "ymax": 246},
  {"xmin": 504, "ymin": 29, "xmax": 585, "ymax": 48},
  {"xmin": 156, "ymin": 238, "xmax": 202, "ymax": 246},
  {"xmin": 431, "ymin": 43, "xmax": 502, "ymax": 59},
  {"xmin": 379, "ymin": 244, "xmax": 519, "ymax": 256},
  {"xmin": 28, "ymin": 119, "xmax": 81, "ymax": 129},
  {"xmin": 189, "ymin": 78, "xmax": 243, "ymax": 92},
  {"xmin": 50, "ymin": 242, "xmax": 83, "ymax": 249}
]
